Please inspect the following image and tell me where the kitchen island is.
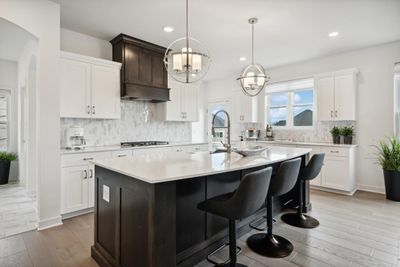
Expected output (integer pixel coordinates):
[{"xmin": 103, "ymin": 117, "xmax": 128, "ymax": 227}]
[{"xmin": 91, "ymin": 146, "xmax": 311, "ymax": 267}]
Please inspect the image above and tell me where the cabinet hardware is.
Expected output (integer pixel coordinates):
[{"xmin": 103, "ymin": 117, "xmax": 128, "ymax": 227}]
[
  {"xmin": 335, "ymin": 110, "xmax": 338, "ymax": 117},
  {"xmin": 117, "ymin": 154, "xmax": 127, "ymax": 157},
  {"xmin": 92, "ymin": 106, "xmax": 96, "ymax": 115},
  {"xmin": 330, "ymin": 111, "xmax": 333, "ymax": 117},
  {"xmin": 176, "ymin": 149, "xmax": 183, "ymax": 152},
  {"xmin": 89, "ymin": 169, "xmax": 93, "ymax": 179},
  {"xmin": 330, "ymin": 150, "xmax": 339, "ymax": 153},
  {"xmin": 87, "ymin": 105, "xmax": 91, "ymax": 114},
  {"xmin": 83, "ymin": 170, "xmax": 88, "ymax": 179},
  {"xmin": 83, "ymin": 157, "xmax": 94, "ymax": 161}
]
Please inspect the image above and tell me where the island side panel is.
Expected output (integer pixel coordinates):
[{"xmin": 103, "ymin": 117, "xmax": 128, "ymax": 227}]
[{"xmin": 92, "ymin": 166, "xmax": 177, "ymax": 267}]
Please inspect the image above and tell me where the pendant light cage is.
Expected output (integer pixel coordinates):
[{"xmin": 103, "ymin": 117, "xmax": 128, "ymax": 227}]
[
  {"xmin": 237, "ymin": 18, "xmax": 270, "ymax": 96},
  {"xmin": 164, "ymin": 0, "xmax": 211, "ymax": 83}
]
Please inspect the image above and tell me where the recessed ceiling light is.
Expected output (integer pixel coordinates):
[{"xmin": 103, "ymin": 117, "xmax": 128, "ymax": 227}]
[
  {"xmin": 163, "ymin": 26, "xmax": 175, "ymax": 33},
  {"xmin": 328, "ymin": 31, "xmax": 339, "ymax": 38},
  {"xmin": 239, "ymin": 57, "xmax": 247, "ymax": 61}
]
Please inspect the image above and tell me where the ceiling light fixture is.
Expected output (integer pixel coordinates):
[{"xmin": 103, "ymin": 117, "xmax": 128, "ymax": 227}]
[
  {"xmin": 163, "ymin": 0, "xmax": 211, "ymax": 83},
  {"xmin": 237, "ymin": 18, "xmax": 270, "ymax": 97},
  {"xmin": 328, "ymin": 31, "xmax": 339, "ymax": 38},
  {"xmin": 163, "ymin": 26, "xmax": 175, "ymax": 33},
  {"xmin": 239, "ymin": 57, "xmax": 247, "ymax": 61}
]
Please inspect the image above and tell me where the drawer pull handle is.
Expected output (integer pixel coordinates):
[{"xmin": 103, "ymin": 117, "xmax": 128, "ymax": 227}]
[
  {"xmin": 117, "ymin": 154, "xmax": 127, "ymax": 157},
  {"xmin": 83, "ymin": 157, "xmax": 94, "ymax": 161},
  {"xmin": 89, "ymin": 169, "xmax": 93, "ymax": 179},
  {"xmin": 330, "ymin": 150, "xmax": 339, "ymax": 153},
  {"xmin": 83, "ymin": 170, "xmax": 88, "ymax": 179}
]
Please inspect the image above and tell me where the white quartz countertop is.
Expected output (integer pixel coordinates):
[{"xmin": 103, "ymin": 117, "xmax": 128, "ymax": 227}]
[
  {"xmin": 60, "ymin": 142, "xmax": 208, "ymax": 155},
  {"xmin": 248, "ymin": 140, "xmax": 358, "ymax": 148},
  {"xmin": 92, "ymin": 146, "xmax": 311, "ymax": 184}
]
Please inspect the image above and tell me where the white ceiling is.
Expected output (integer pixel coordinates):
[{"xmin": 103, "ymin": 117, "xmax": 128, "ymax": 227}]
[
  {"xmin": 53, "ymin": 0, "xmax": 400, "ymax": 81},
  {"xmin": 0, "ymin": 18, "xmax": 37, "ymax": 62}
]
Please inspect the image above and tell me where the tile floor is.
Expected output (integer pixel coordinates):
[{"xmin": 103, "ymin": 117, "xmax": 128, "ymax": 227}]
[{"xmin": 0, "ymin": 184, "xmax": 37, "ymax": 238}]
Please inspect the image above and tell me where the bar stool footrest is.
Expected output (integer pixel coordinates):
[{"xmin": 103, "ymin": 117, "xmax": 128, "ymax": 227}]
[{"xmin": 206, "ymin": 243, "xmax": 242, "ymax": 266}]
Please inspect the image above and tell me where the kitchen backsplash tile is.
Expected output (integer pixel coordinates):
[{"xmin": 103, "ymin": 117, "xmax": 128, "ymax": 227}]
[
  {"xmin": 60, "ymin": 101, "xmax": 192, "ymax": 147},
  {"xmin": 263, "ymin": 121, "xmax": 357, "ymax": 143}
]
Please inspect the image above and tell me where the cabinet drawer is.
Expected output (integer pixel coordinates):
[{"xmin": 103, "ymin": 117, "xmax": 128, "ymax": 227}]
[
  {"xmin": 111, "ymin": 150, "xmax": 133, "ymax": 158},
  {"xmin": 320, "ymin": 147, "xmax": 349, "ymax": 157},
  {"xmin": 61, "ymin": 152, "xmax": 111, "ymax": 167}
]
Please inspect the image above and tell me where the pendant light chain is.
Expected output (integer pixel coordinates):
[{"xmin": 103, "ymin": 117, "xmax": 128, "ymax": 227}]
[
  {"xmin": 185, "ymin": 0, "xmax": 189, "ymax": 83},
  {"xmin": 251, "ymin": 21, "xmax": 254, "ymax": 65}
]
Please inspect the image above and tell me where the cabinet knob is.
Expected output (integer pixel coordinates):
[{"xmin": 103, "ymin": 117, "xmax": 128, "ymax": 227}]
[
  {"xmin": 335, "ymin": 110, "xmax": 338, "ymax": 117},
  {"xmin": 87, "ymin": 105, "xmax": 91, "ymax": 115},
  {"xmin": 83, "ymin": 170, "xmax": 88, "ymax": 179},
  {"xmin": 92, "ymin": 106, "xmax": 96, "ymax": 115},
  {"xmin": 89, "ymin": 169, "xmax": 93, "ymax": 178}
]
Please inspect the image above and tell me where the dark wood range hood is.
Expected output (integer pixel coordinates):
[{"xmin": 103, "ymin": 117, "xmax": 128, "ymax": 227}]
[{"xmin": 110, "ymin": 34, "xmax": 170, "ymax": 102}]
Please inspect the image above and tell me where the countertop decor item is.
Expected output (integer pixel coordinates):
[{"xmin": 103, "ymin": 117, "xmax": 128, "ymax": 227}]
[
  {"xmin": 0, "ymin": 152, "xmax": 17, "ymax": 185},
  {"xmin": 330, "ymin": 126, "xmax": 341, "ymax": 144},
  {"xmin": 376, "ymin": 136, "xmax": 400, "ymax": 201},
  {"xmin": 237, "ymin": 18, "xmax": 270, "ymax": 97},
  {"xmin": 235, "ymin": 145, "xmax": 269, "ymax": 157},
  {"xmin": 341, "ymin": 126, "xmax": 355, "ymax": 144},
  {"xmin": 163, "ymin": 0, "xmax": 211, "ymax": 83}
]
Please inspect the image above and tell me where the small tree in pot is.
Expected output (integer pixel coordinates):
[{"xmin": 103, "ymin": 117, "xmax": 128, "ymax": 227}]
[
  {"xmin": 341, "ymin": 126, "xmax": 355, "ymax": 145},
  {"xmin": 330, "ymin": 126, "xmax": 341, "ymax": 144},
  {"xmin": 376, "ymin": 137, "xmax": 400, "ymax": 201},
  {"xmin": 0, "ymin": 152, "xmax": 18, "ymax": 185}
]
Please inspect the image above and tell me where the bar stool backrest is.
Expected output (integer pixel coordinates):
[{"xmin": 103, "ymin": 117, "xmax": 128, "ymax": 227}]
[
  {"xmin": 300, "ymin": 154, "xmax": 325, "ymax": 181},
  {"xmin": 268, "ymin": 158, "xmax": 301, "ymax": 197}
]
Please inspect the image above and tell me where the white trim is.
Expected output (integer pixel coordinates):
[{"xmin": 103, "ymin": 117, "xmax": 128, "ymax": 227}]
[
  {"xmin": 311, "ymin": 185, "xmax": 357, "ymax": 196},
  {"xmin": 61, "ymin": 208, "xmax": 94, "ymax": 220},
  {"xmin": 356, "ymin": 184, "xmax": 385, "ymax": 195},
  {"xmin": 61, "ymin": 51, "xmax": 121, "ymax": 69},
  {"xmin": 37, "ymin": 215, "xmax": 63, "ymax": 230}
]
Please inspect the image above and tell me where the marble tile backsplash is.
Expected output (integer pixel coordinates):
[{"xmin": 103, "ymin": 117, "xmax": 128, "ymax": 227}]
[
  {"xmin": 60, "ymin": 101, "xmax": 192, "ymax": 147},
  {"xmin": 267, "ymin": 121, "xmax": 357, "ymax": 143}
]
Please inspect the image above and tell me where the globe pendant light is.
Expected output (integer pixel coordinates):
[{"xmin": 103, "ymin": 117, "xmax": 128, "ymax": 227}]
[
  {"xmin": 237, "ymin": 18, "xmax": 270, "ymax": 96},
  {"xmin": 164, "ymin": 0, "xmax": 211, "ymax": 83}
]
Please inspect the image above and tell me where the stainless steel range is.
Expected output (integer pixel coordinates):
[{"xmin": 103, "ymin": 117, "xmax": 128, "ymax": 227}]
[{"xmin": 120, "ymin": 141, "xmax": 169, "ymax": 147}]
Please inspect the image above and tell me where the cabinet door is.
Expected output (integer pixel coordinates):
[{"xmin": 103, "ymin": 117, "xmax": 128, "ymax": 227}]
[
  {"xmin": 61, "ymin": 165, "xmax": 89, "ymax": 214},
  {"xmin": 164, "ymin": 79, "xmax": 183, "ymax": 121},
  {"xmin": 242, "ymin": 96, "xmax": 258, "ymax": 123},
  {"xmin": 151, "ymin": 53, "xmax": 167, "ymax": 88},
  {"xmin": 88, "ymin": 165, "xmax": 95, "ymax": 208},
  {"xmin": 232, "ymin": 91, "xmax": 244, "ymax": 122},
  {"xmin": 60, "ymin": 58, "xmax": 92, "ymax": 118},
  {"xmin": 139, "ymin": 48, "xmax": 153, "ymax": 85},
  {"xmin": 91, "ymin": 64, "xmax": 121, "ymax": 119},
  {"xmin": 321, "ymin": 157, "xmax": 351, "ymax": 191},
  {"xmin": 124, "ymin": 43, "xmax": 140, "ymax": 83},
  {"xmin": 334, "ymin": 74, "xmax": 356, "ymax": 120},
  {"xmin": 181, "ymin": 83, "xmax": 199, "ymax": 122},
  {"xmin": 316, "ymin": 76, "xmax": 335, "ymax": 121}
]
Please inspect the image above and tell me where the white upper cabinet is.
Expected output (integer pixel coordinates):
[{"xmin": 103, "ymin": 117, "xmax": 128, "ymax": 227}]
[
  {"xmin": 157, "ymin": 78, "xmax": 199, "ymax": 122},
  {"xmin": 315, "ymin": 69, "xmax": 357, "ymax": 121},
  {"xmin": 60, "ymin": 51, "xmax": 122, "ymax": 119},
  {"xmin": 232, "ymin": 90, "xmax": 258, "ymax": 123}
]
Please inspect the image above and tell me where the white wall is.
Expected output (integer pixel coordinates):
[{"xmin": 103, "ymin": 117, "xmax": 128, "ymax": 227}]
[
  {"xmin": 205, "ymin": 41, "xmax": 400, "ymax": 193},
  {"xmin": 0, "ymin": 0, "xmax": 61, "ymax": 229},
  {"xmin": 61, "ymin": 28, "xmax": 111, "ymax": 60},
  {"xmin": 0, "ymin": 59, "xmax": 18, "ymax": 181}
]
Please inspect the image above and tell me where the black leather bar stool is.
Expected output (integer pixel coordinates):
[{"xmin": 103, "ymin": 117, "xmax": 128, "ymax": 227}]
[
  {"xmin": 247, "ymin": 158, "xmax": 301, "ymax": 258},
  {"xmin": 281, "ymin": 153, "xmax": 325, "ymax": 229},
  {"xmin": 198, "ymin": 167, "xmax": 273, "ymax": 267}
]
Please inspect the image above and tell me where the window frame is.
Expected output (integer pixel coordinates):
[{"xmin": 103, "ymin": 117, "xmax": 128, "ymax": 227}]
[
  {"xmin": 394, "ymin": 65, "xmax": 400, "ymax": 137},
  {"xmin": 265, "ymin": 80, "xmax": 316, "ymax": 130},
  {"xmin": 0, "ymin": 89, "xmax": 11, "ymax": 152}
]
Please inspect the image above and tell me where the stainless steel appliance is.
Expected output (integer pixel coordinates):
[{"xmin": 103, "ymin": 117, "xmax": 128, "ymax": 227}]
[
  {"xmin": 65, "ymin": 126, "xmax": 86, "ymax": 150},
  {"xmin": 120, "ymin": 141, "xmax": 169, "ymax": 147},
  {"xmin": 243, "ymin": 129, "xmax": 260, "ymax": 140}
]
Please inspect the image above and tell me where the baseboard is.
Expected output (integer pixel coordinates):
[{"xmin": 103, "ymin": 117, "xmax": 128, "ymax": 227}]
[
  {"xmin": 61, "ymin": 208, "xmax": 94, "ymax": 220},
  {"xmin": 310, "ymin": 185, "xmax": 357, "ymax": 196},
  {"xmin": 357, "ymin": 184, "xmax": 385, "ymax": 194},
  {"xmin": 37, "ymin": 215, "xmax": 63, "ymax": 230}
]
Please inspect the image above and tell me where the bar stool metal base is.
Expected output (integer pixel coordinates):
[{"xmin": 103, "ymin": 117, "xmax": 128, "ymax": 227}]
[
  {"xmin": 246, "ymin": 233, "xmax": 294, "ymax": 258},
  {"xmin": 281, "ymin": 213, "xmax": 320, "ymax": 229},
  {"xmin": 206, "ymin": 244, "xmax": 242, "ymax": 266}
]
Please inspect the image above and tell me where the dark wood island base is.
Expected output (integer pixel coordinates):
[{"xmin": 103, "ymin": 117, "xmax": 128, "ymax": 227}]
[{"xmin": 91, "ymin": 154, "xmax": 310, "ymax": 267}]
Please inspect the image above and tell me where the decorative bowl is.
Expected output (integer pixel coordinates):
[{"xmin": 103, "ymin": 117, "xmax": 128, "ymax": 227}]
[{"xmin": 235, "ymin": 145, "xmax": 269, "ymax": 157}]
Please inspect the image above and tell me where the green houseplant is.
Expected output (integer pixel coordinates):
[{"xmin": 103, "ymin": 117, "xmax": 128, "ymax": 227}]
[
  {"xmin": 341, "ymin": 126, "xmax": 355, "ymax": 145},
  {"xmin": 330, "ymin": 126, "xmax": 341, "ymax": 144},
  {"xmin": 0, "ymin": 152, "xmax": 18, "ymax": 185},
  {"xmin": 376, "ymin": 137, "xmax": 400, "ymax": 201}
]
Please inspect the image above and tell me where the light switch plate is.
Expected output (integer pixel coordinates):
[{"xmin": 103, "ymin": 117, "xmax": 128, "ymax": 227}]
[{"xmin": 103, "ymin": 185, "xmax": 110, "ymax": 203}]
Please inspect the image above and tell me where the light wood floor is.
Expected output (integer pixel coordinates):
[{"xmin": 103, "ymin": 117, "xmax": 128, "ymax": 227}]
[{"xmin": 1, "ymin": 190, "xmax": 400, "ymax": 267}]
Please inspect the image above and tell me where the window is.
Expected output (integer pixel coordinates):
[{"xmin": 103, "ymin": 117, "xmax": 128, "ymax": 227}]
[
  {"xmin": 266, "ymin": 79, "xmax": 314, "ymax": 128},
  {"xmin": 395, "ymin": 63, "xmax": 400, "ymax": 137},
  {"xmin": 0, "ymin": 91, "xmax": 10, "ymax": 151}
]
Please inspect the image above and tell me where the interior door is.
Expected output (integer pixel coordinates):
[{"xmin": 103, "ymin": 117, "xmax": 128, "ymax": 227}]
[
  {"xmin": 91, "ymin": 64, "xmax": 120, "ymax": 119},
  {"xmin": 181, "ymin": 83, "xmax": 199, "ymax": 122},
  {"xmin": 60, "ymin": 58, "xmax": 92, "ymax": 118},
  {"xmin": 315, "ymin": 76, "xmax": 335, "ymax": 121},
  {"xmin": 334, "ymin": 74, "xmax": 356, "ymax": 120},
  {"xmin": 61, "ymin": 165, "xmax": 89, "ymax": 213}
]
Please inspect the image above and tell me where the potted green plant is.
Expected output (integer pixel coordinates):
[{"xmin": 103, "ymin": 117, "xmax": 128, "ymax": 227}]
[
  {"xmin": 330, "ymin": 126, "xmax": 341, "ymax": 144},
  {"xmin": 341, "ymin": 126, "xmax": 355, "ymax": 144},
  {"xmin": 376, "ymin": 137, "xmax": 400, "ymax": 201},
  {"xmin": 0, "ymin": 152, "xmax": 18, "ymax": 185}
]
